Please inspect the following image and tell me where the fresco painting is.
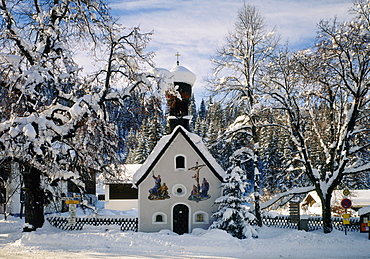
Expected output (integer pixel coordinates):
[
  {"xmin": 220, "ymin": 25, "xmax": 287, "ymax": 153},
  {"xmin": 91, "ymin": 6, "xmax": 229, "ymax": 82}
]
[
  {"xmin": 188, "ymin": 163, "xmax": 210, "ymax": 202},
  {"xmin": 148, "ymin": 173, "xmax": 170, "ymax": 200}
]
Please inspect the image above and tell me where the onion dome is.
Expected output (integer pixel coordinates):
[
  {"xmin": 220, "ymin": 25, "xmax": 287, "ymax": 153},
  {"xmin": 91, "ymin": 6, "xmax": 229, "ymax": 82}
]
[{"xmin": 170, "ymin": 65, "xmax": 196, "ymax": 86}]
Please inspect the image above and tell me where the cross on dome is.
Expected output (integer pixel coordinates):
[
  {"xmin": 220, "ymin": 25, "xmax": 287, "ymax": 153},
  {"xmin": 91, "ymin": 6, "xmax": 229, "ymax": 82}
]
[{"xmin": 175, "ymin": 52, "xmax": 181, "ymax": 66}]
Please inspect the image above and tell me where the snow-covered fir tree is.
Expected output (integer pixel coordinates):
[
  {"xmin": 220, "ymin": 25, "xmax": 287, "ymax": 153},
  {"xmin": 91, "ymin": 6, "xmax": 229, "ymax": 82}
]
[
  {"xmin": 211, "ymin": 159, "xmax": 257, "ymax": 239},
  {"xmin": 125, "ymin": 95, "xmax": 165, "ymax": 163},
  {"xmin": 189, "ymin": 94, "xmax": 197, "ymax": 132},
  {"xmin": 133, "ymin": 121, "xmax": 150, "ymax": 164},
  {"xmin": 194, "ymin": 99, "xmax": 208, "ymax": 138}
]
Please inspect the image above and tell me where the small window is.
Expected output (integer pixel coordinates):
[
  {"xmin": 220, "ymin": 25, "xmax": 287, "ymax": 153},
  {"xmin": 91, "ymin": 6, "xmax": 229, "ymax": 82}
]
[
  {"xmin": 153, "ymin": 212, "xmax": 167, "ymax": 224},
  {"xmin": 156, "ymin": 214, "xmax": 163, "ymax": 222},
  {"xmin": 175, "ymin": 155, "xmax": 185, "ymax": 170},
  {"xmin": 196, "ymin": 214, "xmax": 204, "ymax": 222},
  {"xmin": 193, "ymin": 211, "xmax": 209, "ymax": 224}
]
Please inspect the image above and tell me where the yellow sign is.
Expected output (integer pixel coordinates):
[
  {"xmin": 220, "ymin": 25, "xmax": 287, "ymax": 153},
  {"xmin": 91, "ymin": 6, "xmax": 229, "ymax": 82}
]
[
  {"xmin": 65, "ymin": 200, "xmax": 80, "ymax": 204},
  {"xmin": 342, "ymin": 214, "xmax": 350, "ymax": 219},
  {"xmin": 343, "ymin": 189, "xmax": 350, "ymax": 196},
  {"xmin": 368, "ymin": 222, "xmax": 370, "ymax": 227},
  {"xmin": 343, "ymin": 219, "xmax": 350, "ymax": 225}
]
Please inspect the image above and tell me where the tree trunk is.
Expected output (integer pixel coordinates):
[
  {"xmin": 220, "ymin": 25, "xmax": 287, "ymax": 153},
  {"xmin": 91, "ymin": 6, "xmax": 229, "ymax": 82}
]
[
  {"xmin": 254, "ymin": 163, "xmax": 262, "ymax": 227},
  {"xmin": 321, "ymin": 192, "xmax": 333, "ymax": 233},
  {"xmin": 23, "ymin": 166, "xmax": 44, "ymax": 231},
  {"xmin": 3, "ymin": 203, "xmax": 7, "ymax": 220}
]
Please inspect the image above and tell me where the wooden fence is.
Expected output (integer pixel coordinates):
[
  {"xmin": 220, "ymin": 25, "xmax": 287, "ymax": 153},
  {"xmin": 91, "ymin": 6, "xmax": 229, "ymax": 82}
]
[{"xmin": 47, "ymin": 216, "xmax": 138, "ymax": 231}]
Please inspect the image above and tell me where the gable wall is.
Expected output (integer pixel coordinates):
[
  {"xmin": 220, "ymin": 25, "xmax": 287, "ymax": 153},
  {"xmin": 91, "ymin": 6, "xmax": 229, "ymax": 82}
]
[{"xmin": 138, "ymin": 133, "xmax": 222, "ymax": 233}]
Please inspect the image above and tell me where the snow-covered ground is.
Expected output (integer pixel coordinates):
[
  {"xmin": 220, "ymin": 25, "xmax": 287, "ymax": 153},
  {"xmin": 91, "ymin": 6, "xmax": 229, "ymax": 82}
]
[{"xmin": 1, "ymin": 213, "xmax": 369, "ymax": 259}]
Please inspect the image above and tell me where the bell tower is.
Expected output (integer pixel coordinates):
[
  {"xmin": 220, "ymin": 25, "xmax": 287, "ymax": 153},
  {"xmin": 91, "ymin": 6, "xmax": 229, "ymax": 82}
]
[{"xmin": 166, "ymin": 58, "xmax": 196, "ymax": 133}]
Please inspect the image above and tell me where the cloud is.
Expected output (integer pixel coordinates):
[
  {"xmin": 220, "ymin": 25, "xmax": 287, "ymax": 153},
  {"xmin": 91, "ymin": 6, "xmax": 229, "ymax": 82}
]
[{"xmin": 80, "ymin": 0, "xmax": 353, "ymax": 101}]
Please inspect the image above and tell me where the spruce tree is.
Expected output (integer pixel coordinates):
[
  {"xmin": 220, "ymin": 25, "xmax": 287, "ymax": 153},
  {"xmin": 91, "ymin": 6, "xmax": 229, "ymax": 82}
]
[
  {"xmin": 134, "ymin": 121, "xmax": 150, "ymax": 164},
  {"xmin": 211, "ymin": 154, "xmax": 257, "ymax": 239},
  {"xmin": 198, "ymin": 99, "xmax": 207, "ymax": 120},
  {"xmin": 189, "ymin": 94, "xmax": 198, "ymax": 132}
]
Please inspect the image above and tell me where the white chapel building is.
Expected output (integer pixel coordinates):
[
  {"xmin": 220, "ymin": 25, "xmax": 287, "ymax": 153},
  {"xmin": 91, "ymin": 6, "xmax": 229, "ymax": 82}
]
[{"xmin": 132, "ymin": 63, "xmax": 226, "ymax": 234}]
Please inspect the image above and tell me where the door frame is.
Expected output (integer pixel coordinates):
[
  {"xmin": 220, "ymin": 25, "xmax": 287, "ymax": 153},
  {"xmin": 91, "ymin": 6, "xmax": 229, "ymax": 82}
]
[{"xmin": 171, "ymin": 202, "xmax": 191, "ymax": 234}]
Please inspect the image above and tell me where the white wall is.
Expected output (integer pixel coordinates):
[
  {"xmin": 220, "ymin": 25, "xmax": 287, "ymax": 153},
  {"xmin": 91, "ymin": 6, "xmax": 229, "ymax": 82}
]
[
  {"xmin": 138, "ymin": 133, "xmax": 222, "ymax": 233},
  {"xmin": 105, "ymin": 200, "xmax": 138, "ymax": 211}
]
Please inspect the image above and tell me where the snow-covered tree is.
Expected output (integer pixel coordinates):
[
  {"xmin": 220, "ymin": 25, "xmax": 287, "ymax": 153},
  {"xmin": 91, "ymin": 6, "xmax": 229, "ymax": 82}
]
[
  {"xmin": 208, "ymin": 3, "xmax": 279, "ymax": 227},
  {"xmin": 194, "ymin": 99, "xmax": 208, "ymax": 138},
  {"xmin": 0, "ymin": 160, "xmax": 23, "ymax": 220},
  {"xmin": 263, "ymin": 0, "xmax": 370, "ymax": 233},
  {"xmin": 189, "ymin": 94, "xmax": 197, "ymax": 132},
  {"xmin": 211, "ymin": 161, "xmax": 257, "ymax": 239},
  {"xmin": 134, "ymin": 124, "xmax": 150, "ymax": 164},
  {"xmin": 198, "ymin": 99, "xmax": 207, "ymax": 121},
  {"xmin": 124, "ymin": 95, "xmax": 165, "ymax": 163},
  {"xmin": 0, "ymin": 0, "xmax": 157, "ymax": 230},
  {"xmin": 259, "ymin": 109, "xmax": 310, "ymax": 197}
]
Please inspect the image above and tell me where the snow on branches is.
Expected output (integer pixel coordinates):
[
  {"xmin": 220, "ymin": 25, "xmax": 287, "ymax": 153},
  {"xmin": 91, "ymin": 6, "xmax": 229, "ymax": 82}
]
[
  {"xmin": 0, "ymin": 0, "xmax": 161, "ymax": 228},
  {"xmin": 211, "ymin": 166, "xmax": 257, "ymax": 239}
]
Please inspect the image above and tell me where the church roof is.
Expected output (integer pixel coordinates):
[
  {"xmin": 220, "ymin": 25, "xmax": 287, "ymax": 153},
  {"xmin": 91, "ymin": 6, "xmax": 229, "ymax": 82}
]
[
  {"xmin": 133, "ymin": 125, "xmax": 226, "ymax": 186},
  {"xmin": 170, "ymin": 65, "xmax": 196, "ymax": 86}
]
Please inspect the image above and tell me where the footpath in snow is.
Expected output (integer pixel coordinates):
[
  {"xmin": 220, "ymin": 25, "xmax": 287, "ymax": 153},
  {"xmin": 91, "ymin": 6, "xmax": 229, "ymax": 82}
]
[{"xmin": 1, "ymin": 214, "xmax": 369, "ymax": 259}]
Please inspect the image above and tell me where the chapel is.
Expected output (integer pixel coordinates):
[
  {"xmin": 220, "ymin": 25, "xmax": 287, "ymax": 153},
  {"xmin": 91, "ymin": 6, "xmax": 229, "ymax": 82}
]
[{"xmin": 133, "ymin": 62, "xmax": 226, "ymax": 234}]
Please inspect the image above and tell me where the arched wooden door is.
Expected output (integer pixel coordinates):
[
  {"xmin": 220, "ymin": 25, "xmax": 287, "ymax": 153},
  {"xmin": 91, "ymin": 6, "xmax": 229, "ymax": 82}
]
[{"xmin": 173, "ymin": 204, "xmax": 189, "ymax": 235}]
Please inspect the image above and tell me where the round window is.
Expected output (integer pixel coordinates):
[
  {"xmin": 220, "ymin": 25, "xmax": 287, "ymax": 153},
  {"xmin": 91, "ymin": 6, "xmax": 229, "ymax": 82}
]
[{"xmin": 172, "ymin": 184, "xmax": 187, "ymax": 197}]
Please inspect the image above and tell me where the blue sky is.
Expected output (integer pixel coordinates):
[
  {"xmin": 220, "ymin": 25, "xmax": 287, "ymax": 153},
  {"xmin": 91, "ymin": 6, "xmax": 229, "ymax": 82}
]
[{"xmin": 107, "ymin": 0, "xmax": 352, "ymax": 101}]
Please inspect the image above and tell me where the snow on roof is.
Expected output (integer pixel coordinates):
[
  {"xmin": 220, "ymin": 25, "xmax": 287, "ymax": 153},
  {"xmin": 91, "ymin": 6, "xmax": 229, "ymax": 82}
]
[
  {"xmin": 133, "ymin": 125, "xmax": 226, "ymax": 186},
  {"xmin": 358, "ymin": 206, "xmax": 370, "ymax": 216},
  {"xmin": 170, "ymin": 65, "xmax": 196, "ymax": 86},
  {"xmin": 122, "ymin": 164, "xmax": 142, "ymax": 179},
  {"xmin": 104, "ymin": 164, "xmax": 141, "ymax": 184}
]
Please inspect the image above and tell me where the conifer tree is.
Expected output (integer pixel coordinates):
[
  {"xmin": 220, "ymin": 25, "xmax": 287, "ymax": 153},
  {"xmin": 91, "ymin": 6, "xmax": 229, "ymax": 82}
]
[
  {"xmin": 198, "ymin": 99, "xmax": 207, "ymax": 121},
  {"xmin": 211, "ymin": 154, "xmax": 257, "ymax": 239},
  {"xmin": 124, "ymin": 129, "xmax": 138, "ymax": 164},
  {"xmin": 134, "ymin": 124, "xmax": 150, "ymax": 164},
  {"xmin": 189, "ymin": 94, "xmax": 197, "ymax": 132}
]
